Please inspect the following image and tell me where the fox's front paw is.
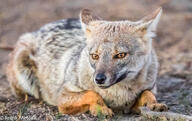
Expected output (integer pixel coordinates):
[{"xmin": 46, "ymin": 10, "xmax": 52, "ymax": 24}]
[
  {"xmin": 89, "ymin": 104, "xmax": 113, "ymax": 117},
  {"xmin": 147, "ymin": 103, "xmax": 168, "ymax": 112}
]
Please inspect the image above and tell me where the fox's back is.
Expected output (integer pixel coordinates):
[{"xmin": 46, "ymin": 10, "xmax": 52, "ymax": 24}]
[{"xmin": 33, "ymin": 19, "xmax": 86, "ymax": 60}]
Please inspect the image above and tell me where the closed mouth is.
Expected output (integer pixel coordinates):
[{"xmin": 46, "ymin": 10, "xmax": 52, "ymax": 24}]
[
  {"xmin": 110, "ymin": 71, "xmax": 135, "ymax": 87},
  {"xmin": 97, "ymin": 71, "xmax": 134, "ymax": 89},
  {"xmin": 98, "ymin": 85, "xmax": 110, "ymax": 89},
  {"xmin": 97, "ymin": 73, "xmax": 127, "ymax": 89},
  {"xmin": 110, "ymin": 72, "xmax": 128, "ymax": 87}
]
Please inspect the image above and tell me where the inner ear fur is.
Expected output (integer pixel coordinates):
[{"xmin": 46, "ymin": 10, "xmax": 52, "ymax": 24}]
[
  {"xmin": 80, "ymin": 9, "xmax": 101, "ymax": 25},
  {"xmin": 142, "ymin": 7, "xmax": 162, "ymax": 22},
  {"xmin": 135, "ymin": 7, "xmax": 162, "ymax": 34}
]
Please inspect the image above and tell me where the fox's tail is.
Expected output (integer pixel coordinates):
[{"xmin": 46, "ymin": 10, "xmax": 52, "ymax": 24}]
[{"xmin": 6, "ymin": 33, "xmax": 40, "ymax": 98}]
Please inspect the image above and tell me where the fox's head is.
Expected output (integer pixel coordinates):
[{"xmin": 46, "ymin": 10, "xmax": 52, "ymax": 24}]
[{"xmin": 80, "ymin": 8, "xmax": 162, "ymax": 89}]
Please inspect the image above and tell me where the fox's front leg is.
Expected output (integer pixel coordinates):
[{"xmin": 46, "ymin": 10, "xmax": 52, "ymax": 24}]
[
  {"xmin": 132, "ymin": 90, "xmax": 168, "ymax": 113},
  {"xmin": 57, "ymin": 90, "xmax": 113, "ymax": 116}
]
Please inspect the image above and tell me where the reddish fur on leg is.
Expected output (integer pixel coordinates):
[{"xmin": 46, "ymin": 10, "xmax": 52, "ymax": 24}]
[
  {"xmin": 132, "ymin": 90, "xmax": 168, "ymax": 113},
  {"xmin": 58, "ymin": 90, "xmax": 113, "ymax": 116}
]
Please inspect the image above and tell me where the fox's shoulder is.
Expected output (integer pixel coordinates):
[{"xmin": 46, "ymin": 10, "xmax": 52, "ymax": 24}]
[
  {"xmin": 34, "ymin": 18, "xmax": 82, "ymax": 38},
  {"xmin": 38, "ymin": 18, "xmax": 81, "ymax": 33},
  {"xmin": 31, "ymin": 18, "xmax": 86, "ymax": 59}
]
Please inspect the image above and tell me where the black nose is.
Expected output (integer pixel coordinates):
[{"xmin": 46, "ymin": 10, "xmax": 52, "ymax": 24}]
[{"xmin": 95, "ymin": 73, "xmax": 106, "ymax": 84}]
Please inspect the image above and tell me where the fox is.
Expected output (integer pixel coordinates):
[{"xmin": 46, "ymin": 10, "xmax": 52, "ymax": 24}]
[{"xmin": 6, "ymin": 7, "xmax": 168, "ymax": 116}]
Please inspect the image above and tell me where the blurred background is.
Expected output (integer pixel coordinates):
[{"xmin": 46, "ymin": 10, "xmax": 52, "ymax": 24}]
[{"xmin": 0, "ymin": 0, "xmax": 192, "ymax": 120}]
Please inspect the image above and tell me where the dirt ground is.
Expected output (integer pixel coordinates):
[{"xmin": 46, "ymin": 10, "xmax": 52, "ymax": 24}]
[{"xmin": 0, "ymin": 0, "xmax": 192, "ymax": 120}]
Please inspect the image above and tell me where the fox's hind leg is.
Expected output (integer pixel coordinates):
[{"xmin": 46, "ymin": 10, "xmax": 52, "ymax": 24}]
[
  {"xmin": 57, "ymin": 90, "xmax": 113, "ymax": 116},
  {"xmin": 6, "ymin": 33, "xmax": 39, "ymax": 99},
  {"xmin": 131, "ymin": 90, "xmax": 168, "ymax": 113}
]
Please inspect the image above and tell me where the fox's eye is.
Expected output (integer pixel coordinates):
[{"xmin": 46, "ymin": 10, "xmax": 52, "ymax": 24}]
[
  {"xmin": 114, "ymin": 53, "xmax": 127, "ymax": 59},
  {"xmin": 90, "ymin": 54, "xmax": 99, "ymax": 60}
]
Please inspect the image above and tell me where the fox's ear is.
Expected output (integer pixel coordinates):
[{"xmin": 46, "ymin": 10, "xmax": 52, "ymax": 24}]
[
  {"xmin": 80, "ymin": 9, "xmax": 101, "ymax": 32},
  {"xmin": 136, "ymin": 7, "xmax": 162, "ymax": 37}
]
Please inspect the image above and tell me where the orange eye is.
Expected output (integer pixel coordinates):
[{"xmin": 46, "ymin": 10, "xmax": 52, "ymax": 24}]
[
  {"xmin": 91, "ymin": 54, "xmax": 99, "ymax": 60},
  {"xmin": 114, "ymin": 53, "xmax": 127, "ymax": 59}
]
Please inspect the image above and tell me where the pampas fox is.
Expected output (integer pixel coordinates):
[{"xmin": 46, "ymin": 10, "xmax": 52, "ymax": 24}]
[{"xmin": 7, "ymin": 7, "xmax": 167, "ymax": 116}]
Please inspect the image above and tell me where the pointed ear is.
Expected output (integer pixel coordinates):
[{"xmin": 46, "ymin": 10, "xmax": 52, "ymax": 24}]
[
  {"xmin": 79, "ymin": 9, "xmax": 101, "ymax": 32},
  {"xmin": 136, "ymin": 7, "xmax": 162, "ymax": 37}
]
